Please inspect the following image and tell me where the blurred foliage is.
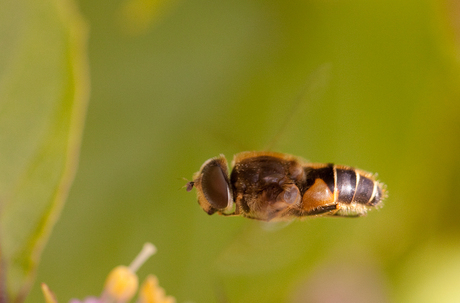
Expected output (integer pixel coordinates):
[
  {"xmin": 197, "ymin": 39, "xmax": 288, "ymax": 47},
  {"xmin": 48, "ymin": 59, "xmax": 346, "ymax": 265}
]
[
  {"xmin": 0, "ymin": 0, "xmax": 89, "ymax": 302},
  {"xmin": 1, "ymin": 0, "xmax": 456, "ymax": 302}
]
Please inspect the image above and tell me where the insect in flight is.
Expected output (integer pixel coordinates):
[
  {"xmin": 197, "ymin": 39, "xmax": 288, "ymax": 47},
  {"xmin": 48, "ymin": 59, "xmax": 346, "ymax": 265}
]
[{"xmin": 187, "ymin": 151, "xmax": 386, "ymax": 222}]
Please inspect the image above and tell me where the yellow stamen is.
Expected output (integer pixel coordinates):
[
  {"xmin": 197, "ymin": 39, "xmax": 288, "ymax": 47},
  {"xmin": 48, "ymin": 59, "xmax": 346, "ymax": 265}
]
[
  {"xmin": 137, "ymin": 275, "xmax": 175, "ymax": 303},
  {"xmin": 129, "ymin": 243, "xmax": 157, "ymax": 273},
  {"xmin": 41, "ymin": 283, "xmax": 58, "ymax": 303},
  {"xmin": 103, "ymin": 265, "xmax": 139, "ymax": 302},
  {"xmin": 102, "ymin": 243, "xmax": 157, "ymax": 302}
]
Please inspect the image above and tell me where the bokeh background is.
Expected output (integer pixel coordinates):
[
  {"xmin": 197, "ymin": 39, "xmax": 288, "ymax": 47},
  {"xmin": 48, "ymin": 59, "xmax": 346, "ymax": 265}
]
[{"xmin": 25, "ymin": 0, "xmax": 460, "ymax": 302}]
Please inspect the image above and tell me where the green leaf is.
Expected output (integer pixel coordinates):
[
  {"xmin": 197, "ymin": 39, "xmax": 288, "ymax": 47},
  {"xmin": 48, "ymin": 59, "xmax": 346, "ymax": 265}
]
[{"xmin": 0, "ymin": 0, "xmax": 89, "ymax": 302}]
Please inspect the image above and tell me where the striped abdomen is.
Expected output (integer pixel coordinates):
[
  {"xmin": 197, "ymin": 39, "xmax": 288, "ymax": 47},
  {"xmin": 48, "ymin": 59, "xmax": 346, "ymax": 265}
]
[{"xmin": 301, "ymin": 164, "xmax": 385, "ymax": 217}]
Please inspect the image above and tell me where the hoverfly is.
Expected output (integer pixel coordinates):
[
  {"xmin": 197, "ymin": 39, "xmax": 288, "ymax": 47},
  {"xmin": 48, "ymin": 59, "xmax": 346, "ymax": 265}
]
[{"xmin": 187, "ymin": 151, "xmax": 385, "ymax": 222}]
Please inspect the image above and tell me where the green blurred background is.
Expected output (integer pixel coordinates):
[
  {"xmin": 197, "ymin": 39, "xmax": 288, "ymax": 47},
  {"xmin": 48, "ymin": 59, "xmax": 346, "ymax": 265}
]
[{"xmin": 25, "ymin": 0, "xmax": 460, "ymax": 302}]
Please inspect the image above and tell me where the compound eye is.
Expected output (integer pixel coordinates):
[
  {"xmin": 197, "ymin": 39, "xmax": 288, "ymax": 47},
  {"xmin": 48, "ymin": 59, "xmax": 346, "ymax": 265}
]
[{"xmin": 201, "ymin": 163, "xmax": 231, "ymax": 210}]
